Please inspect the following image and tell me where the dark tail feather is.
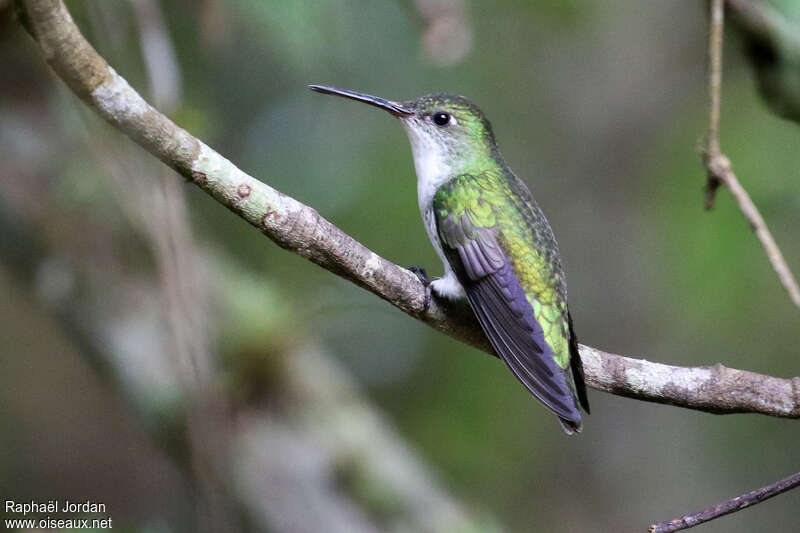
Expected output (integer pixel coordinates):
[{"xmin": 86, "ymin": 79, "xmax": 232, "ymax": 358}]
[
  {"xmin": 559, "ymin": 417, "xmax": 582, "ymax": 435},
  {"xmin": 568, "ymin": 311, "xmax": 591, "ymax": 414}
]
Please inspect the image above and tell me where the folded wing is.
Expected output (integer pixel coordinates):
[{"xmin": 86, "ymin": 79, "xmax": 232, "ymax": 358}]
[{"xmin": 436, "ymin": 211, "xmax": 582, "ymax": 427}]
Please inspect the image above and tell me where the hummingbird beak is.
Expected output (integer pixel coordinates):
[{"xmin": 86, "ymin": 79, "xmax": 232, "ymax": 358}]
[{"xmin": 309, "ymin": 85, "xmax": 414, "ymax": 117}]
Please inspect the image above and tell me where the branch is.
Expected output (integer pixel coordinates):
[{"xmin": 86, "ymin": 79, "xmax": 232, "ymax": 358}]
[
  {"xmin": 703, "ymin": 0, "xmax": 800, "ymax": 309},
  {"xmin": 705, "ymin": 153, "xmax": 800, "ymax": 309},
  {"xmin": 0, "ymin": 171, "xmax": 496, "ymax": 532},
  {"xmin": 644, "ymin": 4, "xmax": 800, "ymax": 530},
  {"xmin": 649, "ymin": 470, "xmax": 800, "ymax": 532},
  {"xmin": 706, "ymin": 0, "xmax": 724, "ymax": 162},
  {"xmin": 18, "ymin": 0, "xmax": 800, "ymax": 419}
]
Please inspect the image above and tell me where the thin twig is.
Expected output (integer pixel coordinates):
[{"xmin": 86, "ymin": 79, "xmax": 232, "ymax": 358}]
[
  {"xmin": 649, "ymin": 470, "xmax": 800, "ymax": 532},
  {"xmin": 702, "ymin": 0, "xmax": 800, "ymax": 309},
  {"xmin": 706, "ymin": 0, "xmax": 724, "ymax": 160},
  {"xmin": 646, "ymin": 4, "xmax": 800, "ymax": 529},
  {"xmin": 707, "ymin": 154, "xmax": 800, "ymax": 308},
  {"xmin": 17, "ymin": 0, "xmax": 800, "ymax": 418},
  {"xmin": 703, "ymin": 0, "xmax": 724, "ymax": 208},
  {"xmin": 703, "ymin": 0, "xmax": 724, "ymax": 209}
]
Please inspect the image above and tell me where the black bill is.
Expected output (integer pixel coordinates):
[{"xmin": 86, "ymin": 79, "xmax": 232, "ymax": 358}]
[{"xmin": 309, "ymin": 85, "xmax": 413, "ymax": 117}]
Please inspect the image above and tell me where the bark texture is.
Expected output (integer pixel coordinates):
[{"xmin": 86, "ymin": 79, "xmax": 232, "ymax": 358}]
[{"xmin": 18, "ymin": 0, "xmax": 800, "ymax": 420}]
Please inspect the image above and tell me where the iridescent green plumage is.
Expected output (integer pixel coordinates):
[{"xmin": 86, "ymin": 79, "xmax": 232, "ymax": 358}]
[
  {"xmin": 434, "ymin": 170, "xmax": 571, "ymax": 369},
  {"xmin": 310, "ymin": 84, "xmax": 589, "ymax": 433}
]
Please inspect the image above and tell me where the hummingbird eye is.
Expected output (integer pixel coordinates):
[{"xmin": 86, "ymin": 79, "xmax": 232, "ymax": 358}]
[{"xmin": 432, "ymin": 112, "xmax": 451, "ymax": 127}]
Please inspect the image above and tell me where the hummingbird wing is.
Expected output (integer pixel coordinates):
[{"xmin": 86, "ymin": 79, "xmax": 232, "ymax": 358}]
[{"xmin": 433, "ymin": 173, "xmax": 583, "ymax": 429}]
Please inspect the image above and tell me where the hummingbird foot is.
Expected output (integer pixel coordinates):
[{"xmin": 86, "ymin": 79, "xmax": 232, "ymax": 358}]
[
  {"xmin": 408, "ymin": 265, "xmax": 433, "ymax": 312},
  {"xmin": 408, "ymin": 265, "xmax": 431, "ymax": 285}
]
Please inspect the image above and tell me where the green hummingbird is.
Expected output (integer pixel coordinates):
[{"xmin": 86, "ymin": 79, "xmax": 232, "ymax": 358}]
[{"xmin": 310, "ymin": 85, "xmax": 590, "ymax": 433}]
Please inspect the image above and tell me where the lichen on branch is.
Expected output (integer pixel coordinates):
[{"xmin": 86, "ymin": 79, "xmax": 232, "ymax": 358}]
[{"xmin": 17, "ymin": 0, "xmax": 800, "ymax": 420}]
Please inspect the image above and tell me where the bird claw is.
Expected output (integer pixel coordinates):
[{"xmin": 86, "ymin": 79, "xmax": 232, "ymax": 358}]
[
  {"xmin": 408, "ymin": 265, "xmax": 433, "ymax": 313},
  {"xmin": 408, "ymin": 265, "xmax": 431, "ymax": 285}
]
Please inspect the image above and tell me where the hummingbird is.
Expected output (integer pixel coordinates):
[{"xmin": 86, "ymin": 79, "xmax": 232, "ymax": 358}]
[{"xmin": 310, "ymin": 85, "xmax": 590, "ymax": 433}]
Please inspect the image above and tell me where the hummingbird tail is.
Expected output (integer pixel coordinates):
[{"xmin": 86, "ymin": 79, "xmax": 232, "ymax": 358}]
[
  {"xmin": 559, "ymin": 417, "xmax": 582, "ymax": 435},
  {"xmin": 568, "ymin": 311, "xmax": 591, "ymax": 414},
  {"xmin": 559, "ymin": 311, "xmax": 588, "ymax": 435}
]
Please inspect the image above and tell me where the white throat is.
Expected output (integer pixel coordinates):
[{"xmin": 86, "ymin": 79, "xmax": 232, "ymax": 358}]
[
  {"xmin": 401, "ymin": 123, "xmax": 452, "ymax": 216},
  {"xmin": 401, "ymin": 121, "xmax": 465, "ymax": 300}
]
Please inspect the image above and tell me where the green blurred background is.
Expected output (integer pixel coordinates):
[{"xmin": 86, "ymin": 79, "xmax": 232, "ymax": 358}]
[{"xmin": 1, "ymin": 1, "xmax": 798, "ymax": 532}]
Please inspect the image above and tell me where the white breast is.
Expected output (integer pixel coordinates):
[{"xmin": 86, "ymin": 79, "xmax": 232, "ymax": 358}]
[
  {"xmin": 402, "ymin": 121, "xmax": 465, "ymax": 299},
  {"xmin": 402, "ymin": 124, "xmax": 450, "ymax": 257}
]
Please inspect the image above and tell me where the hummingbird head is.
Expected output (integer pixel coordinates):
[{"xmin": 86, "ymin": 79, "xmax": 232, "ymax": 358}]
[{"xmin": 310, "ymin": 85, "xmax": 497, "ymax": 175}]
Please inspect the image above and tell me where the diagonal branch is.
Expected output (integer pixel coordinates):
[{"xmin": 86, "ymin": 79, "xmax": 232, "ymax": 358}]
[
  {"xmin": 649, "ymin": 469, "xmax": 800, "ymax": 532},
  {"xmin": 705, "ymin": 152, "xmax": 800, "ymax": 309},
  {"xmin": 644, "ymin": 3, "xmax": 800, "ymax": 530},
  {"xmin": 703, "ymin": 0, "xmax": 800, "ymax": 309},
  {"xmin": 17, "ymin": 0, "xmax": 800, "ymax": 419}
]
